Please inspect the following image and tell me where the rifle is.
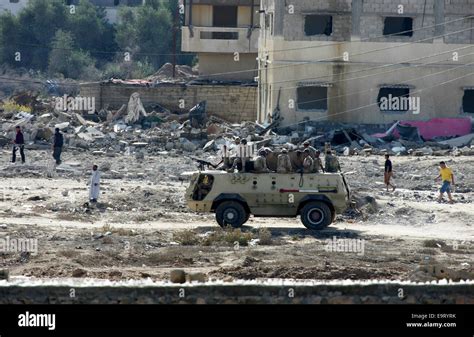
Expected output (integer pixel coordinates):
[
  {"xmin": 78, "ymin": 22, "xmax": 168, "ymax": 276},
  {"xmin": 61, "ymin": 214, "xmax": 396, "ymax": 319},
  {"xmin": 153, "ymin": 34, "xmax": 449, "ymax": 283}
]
[{"xmin": 186, "ymin": 155, "xmax": 222, "ymax": 171}]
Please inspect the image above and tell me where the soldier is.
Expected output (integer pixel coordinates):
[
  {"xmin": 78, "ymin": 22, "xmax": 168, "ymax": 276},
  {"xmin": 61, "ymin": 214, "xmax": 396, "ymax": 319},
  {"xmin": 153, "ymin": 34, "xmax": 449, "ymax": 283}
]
[
  {"xmin": 325, "ymin": 150, "xmax": 341, "ymax": 173},
  {"xmin": 253, "ymin": 148, "xmax": 270, "ymax": 173},
  {"xmin": 294, "ymin": 150, "xmax": 304, "ymax": 173},
  {"xmin": 303, "ymin": 149, "xmax": 314, "ymax": 173},
  {"xmin": 277, "ymin": 148, "xmax": 292, "ymax": 173},
  {"xmin": 314, "ymin": 150, "xmax": 325, "ymax": 173},
  {"xmin": 303, "ymin": 140, "xmax": 317, "ymax": 158}
]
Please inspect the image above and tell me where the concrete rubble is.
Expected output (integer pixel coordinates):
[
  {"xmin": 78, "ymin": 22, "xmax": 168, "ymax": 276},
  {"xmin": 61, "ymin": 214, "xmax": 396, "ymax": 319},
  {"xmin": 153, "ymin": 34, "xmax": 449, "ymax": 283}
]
[{"xmin": 1, "ymin": 91, "xmax": 473, "ymax": 171}]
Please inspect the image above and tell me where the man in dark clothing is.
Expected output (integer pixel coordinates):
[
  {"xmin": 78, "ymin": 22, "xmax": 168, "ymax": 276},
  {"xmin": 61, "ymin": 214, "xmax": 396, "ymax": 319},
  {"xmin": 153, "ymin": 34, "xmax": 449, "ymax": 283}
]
[
  {"xmin": 52, "ymin": 128, "xmax": 64, "ymax": 165},
  {"xmin": 12, "ymin": 126, "xmax": 25, "ymax": 164},
  {"xmin": 384, "ymin": 154, "xmax": 396, "ymax": 192}
]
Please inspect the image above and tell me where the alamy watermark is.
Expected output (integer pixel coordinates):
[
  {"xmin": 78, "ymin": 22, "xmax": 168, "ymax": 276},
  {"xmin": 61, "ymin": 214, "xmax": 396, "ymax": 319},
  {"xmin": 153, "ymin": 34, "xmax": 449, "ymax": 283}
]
[
  {"xmin": 0, "ymin": 236, "xmax": 38, "ymax": 255},
  {"xmin": 379, "ymin": 94, "xmax": 420, "ymax": 114},
  {"xmin": 54, "ymin": 95, "xmax": 95, "ymax": 114},
  {"xmin": 324, "ymin": 236, "xmax": 365, "ymax": 256}
]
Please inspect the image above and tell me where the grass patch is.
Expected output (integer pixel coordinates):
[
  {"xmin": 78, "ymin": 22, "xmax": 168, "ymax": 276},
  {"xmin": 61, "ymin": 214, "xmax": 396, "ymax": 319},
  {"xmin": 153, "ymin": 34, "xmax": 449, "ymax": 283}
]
[
  {"xmin": 173, "ymin": 229, "xmax": 200, "ymax": 246},
  {"xmin": 203, "ymin": 228, "xmax": 254, "ymax": 247},
  {"xmin": 257, "ymin": 228, "xmax": 273, "ymax": 245}
]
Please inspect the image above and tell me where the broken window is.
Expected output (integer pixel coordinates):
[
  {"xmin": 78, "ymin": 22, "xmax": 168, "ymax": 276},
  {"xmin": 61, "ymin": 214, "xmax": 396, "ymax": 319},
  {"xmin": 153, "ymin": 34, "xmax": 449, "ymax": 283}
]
[
  {"xmin": 377, "ymin": 87, "xmax": 410, "ymax": 112},
  {"xmin": 383, "ymin": 17, "xmax": 413, "ymax": 37},
  {"xmin": 297, "ymin": 86, "xmax": 328, "ymax": 111},
  {"xmin": 211, "ymin": 5, "xmax": 238, "ymax": 39},
  {"xmin": 304, "ymin": 15, "xmax": 333, "ymax": 36},
  {"xmin": 462, "ymin": 89, "xmax": 474, "ymax": 113}
]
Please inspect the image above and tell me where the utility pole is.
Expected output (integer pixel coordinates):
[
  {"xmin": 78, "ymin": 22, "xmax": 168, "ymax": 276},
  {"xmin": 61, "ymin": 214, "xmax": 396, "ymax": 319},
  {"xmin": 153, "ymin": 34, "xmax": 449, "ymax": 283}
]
[{"xmin": 172, "ymin": 0, "xmax": 179, "ymax": 78}]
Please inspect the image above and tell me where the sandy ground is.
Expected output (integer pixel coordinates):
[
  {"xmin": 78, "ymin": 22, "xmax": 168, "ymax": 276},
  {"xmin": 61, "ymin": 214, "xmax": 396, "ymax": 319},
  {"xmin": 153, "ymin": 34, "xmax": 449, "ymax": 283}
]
[{"xmin": 0, "ymin": 148, "xmax": 472, "ymax": 282}]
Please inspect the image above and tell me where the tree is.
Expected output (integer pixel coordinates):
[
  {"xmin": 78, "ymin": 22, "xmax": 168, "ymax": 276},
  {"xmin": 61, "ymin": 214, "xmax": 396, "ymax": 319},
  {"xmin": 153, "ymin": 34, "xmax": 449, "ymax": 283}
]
[
  {"xmin": 48, "ymin": 30, "xmax": 96, "ymax": 80},
  {"xmin": 17, "ymin": 0, "xmax": 69, "ymax": 70},
  {"xmin": 116, "ymin": 2, "xmax": 172, "ymax": 69},
  {"xmin": 0, "ymin": 12, "xmax": 21, "ymax": 66},
  {"xmin": 67, "ymin": 0, "xmax": 117, "ymax": 65}
]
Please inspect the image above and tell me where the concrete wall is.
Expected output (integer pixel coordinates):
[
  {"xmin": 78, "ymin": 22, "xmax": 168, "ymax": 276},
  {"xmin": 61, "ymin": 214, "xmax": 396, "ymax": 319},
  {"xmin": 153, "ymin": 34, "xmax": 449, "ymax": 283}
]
[
  {"xmin": 1, "ymin": 282, "xmax": 473, "ymax": 304},
  {"xmin": 258, "ymin": 0, "xmax": 474, "ymax": 126},
  {"xmin": 80, "ymin": 83, "xmax": 257, "ymax": 123},
  {"xmin": 198, "ymin": 52, "xmax": 258, "ymax": 80}
]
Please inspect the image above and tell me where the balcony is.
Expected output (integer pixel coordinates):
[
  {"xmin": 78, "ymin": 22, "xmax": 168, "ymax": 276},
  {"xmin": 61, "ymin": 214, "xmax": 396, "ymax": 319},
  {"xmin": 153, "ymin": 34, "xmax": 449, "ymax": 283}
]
[{"xmin": 181, "ymin": 26, "xmax": 259, "ymax": 53}]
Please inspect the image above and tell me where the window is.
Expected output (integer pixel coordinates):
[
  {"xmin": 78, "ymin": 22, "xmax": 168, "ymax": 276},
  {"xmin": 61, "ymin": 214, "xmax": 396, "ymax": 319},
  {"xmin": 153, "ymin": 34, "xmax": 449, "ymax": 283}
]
[
  {"xmin": 304, "ymin": 15, "xmax": 333, "ymax": 36},
  {"xmin": 383, "ymin": 17, "xmax": 413, "ymax": 37},
  {"xmin": 462, "ymin": 89, "xmax": 474, "ymax": 113},
  {"xmin": 297, "ymin": 86, "xmax": 328, "ymax": 110},
  {"xmin": 10, "ymin": 0, "xmax": 20, "ymax": 3},
  {"xmin": 377, "ymin": 87, "xmax": 410, "ymax": 112}
]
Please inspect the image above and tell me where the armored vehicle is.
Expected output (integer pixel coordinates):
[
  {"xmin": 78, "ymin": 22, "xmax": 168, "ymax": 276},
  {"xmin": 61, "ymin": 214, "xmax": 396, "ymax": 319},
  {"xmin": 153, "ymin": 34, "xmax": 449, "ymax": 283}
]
[{"xmin": 185, "ymin": 171, "xmax": 351, "ymax": 230}]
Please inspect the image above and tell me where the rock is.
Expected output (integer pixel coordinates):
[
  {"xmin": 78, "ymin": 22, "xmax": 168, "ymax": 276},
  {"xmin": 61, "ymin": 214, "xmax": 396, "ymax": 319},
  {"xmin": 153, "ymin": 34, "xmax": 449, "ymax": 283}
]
[
  {"xmin": 0, "ymin": 269, "xmax": 9, "ymax": 280},
  {"xmin": 165, "ymin": 142, "xmax": 174, "ymax": 151},
  {"xmin": 207, "ymin": 123, "xmax": 222, "ymax": 135},
  {"xmin": 135, "ymin": 152, "xmax": 145, "ymax": 161},
  {"xmin": 61, "ymin": 190, "xmax": 69, "ymax": 197},
  {"xmin": 72, "ymin": 268, "xmax": 87, "ymax": 278},
  {"xmin": 55, "ymin": 122, "xmax": 70, "ymax": 130},
  {"xmin": 182, "ymin": 141, "xmax": 197, "ymax": 152},
  {"xmin": 186, "ymin": 272, "xmax": 207, "ymax": 283},
  {"xmin": 170, "ymin": 269, "xmax": 186, "ymax": 284}
]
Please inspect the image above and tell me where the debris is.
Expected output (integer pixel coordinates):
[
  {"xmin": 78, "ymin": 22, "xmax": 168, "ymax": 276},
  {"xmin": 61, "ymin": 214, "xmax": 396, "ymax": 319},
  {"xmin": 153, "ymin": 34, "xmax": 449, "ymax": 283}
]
[
  {"xmin": 0, "ymin": 269, "xmax": 9, "ymax": 280},
  {"xmin": 170, "ymin": 269, "xmax": 186, "ymax": 284},
  {"xmin": 72, "ymin": 268, "xmax": 87, "ymax": 278},
  {"xmin": 125, "ymin": 92, "xmax": 147, "ymax": 125}
]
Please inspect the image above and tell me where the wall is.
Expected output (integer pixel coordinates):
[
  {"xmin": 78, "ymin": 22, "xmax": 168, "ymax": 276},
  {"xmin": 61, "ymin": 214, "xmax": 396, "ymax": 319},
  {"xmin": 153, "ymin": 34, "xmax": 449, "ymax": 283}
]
[
  {"xmin": 1, "ymin": 282, "xmax": 473, "ymax": 304},
  {"xmin": 80, "ymin": 83, "xmax": 257, "ymax": 123},
  {"xmin": 198, "ymin": 53, "xmax": 258, "ymax": 80},
  {"xmin": 258, "ymin": 0, "xmax": 474, "ymax": 126}
]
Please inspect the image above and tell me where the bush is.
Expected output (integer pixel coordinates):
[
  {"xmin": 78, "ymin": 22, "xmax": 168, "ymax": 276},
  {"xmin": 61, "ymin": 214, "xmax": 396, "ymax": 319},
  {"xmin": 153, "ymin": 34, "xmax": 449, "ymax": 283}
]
[{"xmin": 1, "ymin": 101, "xmax": 32, "ymax": 113}]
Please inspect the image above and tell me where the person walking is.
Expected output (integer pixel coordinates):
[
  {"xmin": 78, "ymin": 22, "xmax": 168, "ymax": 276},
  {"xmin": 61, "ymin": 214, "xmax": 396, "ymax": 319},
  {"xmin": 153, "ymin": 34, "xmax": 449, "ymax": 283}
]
[
  {"xmin": 89, "ymin": 165, "xmax": 100, "ymax": 203},
  {"xmin": 384, "ymin": 154, "xmax": 396, "ymax": 192},
  {"xmin": 52, "ymin": 128, "xmax": 64, "ymax": 165},
  {"xmin": 12, "ymin": 126, "xmax": 25, "ymax": 164},
  {"xmin": 435, "ymin": 161, "xmax": 455, "ymax": 203}
]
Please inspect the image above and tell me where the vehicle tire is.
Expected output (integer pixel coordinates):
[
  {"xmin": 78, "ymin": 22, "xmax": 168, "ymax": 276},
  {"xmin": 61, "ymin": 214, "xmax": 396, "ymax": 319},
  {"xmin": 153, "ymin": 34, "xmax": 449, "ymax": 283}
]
[
  {"xmin": 300, "ymin": 201, "xmax": 332, "ymax": 230},
  {"xmin": 215, "ymin": 201, "xmax": 248, "ymax": 228}
]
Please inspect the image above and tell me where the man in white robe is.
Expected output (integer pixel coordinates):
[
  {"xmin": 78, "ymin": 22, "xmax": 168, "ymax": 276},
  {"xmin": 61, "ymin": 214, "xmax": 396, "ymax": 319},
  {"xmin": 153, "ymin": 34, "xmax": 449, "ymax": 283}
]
[{"xmin": 89, "ymin": 165, "xmax": 100, "ymax": 202}]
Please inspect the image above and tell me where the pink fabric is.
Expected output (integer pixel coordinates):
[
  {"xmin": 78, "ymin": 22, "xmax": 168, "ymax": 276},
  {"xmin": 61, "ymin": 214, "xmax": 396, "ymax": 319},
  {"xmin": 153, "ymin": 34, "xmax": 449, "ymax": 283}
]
[{"xmin": 373, "ymin": 118, "xmax": 472, "ymax": 140}]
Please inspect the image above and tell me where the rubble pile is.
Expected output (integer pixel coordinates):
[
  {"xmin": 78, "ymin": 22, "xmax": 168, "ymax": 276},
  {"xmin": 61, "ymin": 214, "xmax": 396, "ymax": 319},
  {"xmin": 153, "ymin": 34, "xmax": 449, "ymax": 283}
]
[{"xmin": 1, "ymin": 91, "xmax": 473, "ymax": 168}]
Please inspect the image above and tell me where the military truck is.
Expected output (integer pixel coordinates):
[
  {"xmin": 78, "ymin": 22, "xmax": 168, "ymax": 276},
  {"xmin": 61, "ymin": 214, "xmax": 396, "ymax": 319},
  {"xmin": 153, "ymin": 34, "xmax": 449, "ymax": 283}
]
[{"xmin": 185, "ymin": 171, "xmax": 351, "ymax": 230}]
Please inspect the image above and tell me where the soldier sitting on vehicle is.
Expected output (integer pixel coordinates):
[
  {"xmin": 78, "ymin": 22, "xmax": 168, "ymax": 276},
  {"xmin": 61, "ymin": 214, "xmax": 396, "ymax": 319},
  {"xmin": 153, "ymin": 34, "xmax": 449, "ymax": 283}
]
[
  {"xmin": 302, "ymin": 140, "xmax": 317, "ymax": 158},
  {"xmin": 325, "ymin": 150, "xmax": 341, "ymax": 173},
  {"xmin": 253, "ymin": 148, "xmax": 271, "ymax": 173},
  {"xmin": 277, "ymin": 148, "xmax": 292, "ymax": 173},
  {"xmin": 294, "ymin": 150, "xmax": 304, "ymax": 173},
  {"xmin": 314, "ymin": 150, "xmax": 325, "ymax": 173},
  {"xmin": 303, "ymin": 149, "xmax": 314, "ymax": 173}
]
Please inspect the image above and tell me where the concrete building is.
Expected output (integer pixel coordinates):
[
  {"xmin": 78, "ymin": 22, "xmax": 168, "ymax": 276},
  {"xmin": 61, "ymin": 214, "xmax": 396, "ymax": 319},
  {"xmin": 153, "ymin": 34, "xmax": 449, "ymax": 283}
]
[
  {"xmin": 181, "ymin": 0, "xmax": 260, "ymax": 81},
  {"xmin": 258, "ymin": 0, "xmax": 474, "ymax": 126},
  {"xmin": 0, "ymin": 0, "xmax": 27, "ymax": 15}
]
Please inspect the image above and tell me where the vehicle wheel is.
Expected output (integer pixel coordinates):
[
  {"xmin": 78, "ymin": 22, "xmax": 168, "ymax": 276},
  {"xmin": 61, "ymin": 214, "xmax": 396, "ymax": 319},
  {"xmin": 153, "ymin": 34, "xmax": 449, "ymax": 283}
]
[
  {"xmin": 215, "ymin": 201, "xmax": 248, "ymax": 228},
  {"xmin": 300, "ymin": 201, "xmax": 332, "ymax": 230}
]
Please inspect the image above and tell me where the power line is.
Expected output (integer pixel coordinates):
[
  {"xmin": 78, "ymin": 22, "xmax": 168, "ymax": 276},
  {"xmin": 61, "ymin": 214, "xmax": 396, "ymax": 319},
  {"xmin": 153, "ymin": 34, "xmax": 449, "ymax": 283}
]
[
  {"xmin": 291, "ymin": 51, "xmax": 474, "ymax": 108},
  {"xmin": 267, "ymin": 15, "xmax": 474, "ymax": 54},
  {"xmin": 268, "ymin": 44, "xmax": 474, "ymax": 88},
  {"xmin": 294, "ymin": 62, "xmax": 474, "ymax": 123}
]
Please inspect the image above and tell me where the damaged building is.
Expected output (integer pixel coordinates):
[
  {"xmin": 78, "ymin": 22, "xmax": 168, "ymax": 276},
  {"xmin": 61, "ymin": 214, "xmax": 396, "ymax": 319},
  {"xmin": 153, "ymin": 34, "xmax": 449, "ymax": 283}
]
[
  {"xmin": 181, "ymin": 0, "xmax": 260, "ymax": 81},
  {"xmin": 257, "ymin": 0, "xmax": 474, "ymax": 126}
]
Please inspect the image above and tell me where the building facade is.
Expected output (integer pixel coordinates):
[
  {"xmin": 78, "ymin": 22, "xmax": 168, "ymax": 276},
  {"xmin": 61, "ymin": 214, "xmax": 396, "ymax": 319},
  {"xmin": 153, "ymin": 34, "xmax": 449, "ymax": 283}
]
[
  {"xmin": 258, "ymin": 0, "xmax": 474, "ymax": 126},
  {"xmin": 181, "ymin": 0, "xmax": 260, "ymax": 81}
]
